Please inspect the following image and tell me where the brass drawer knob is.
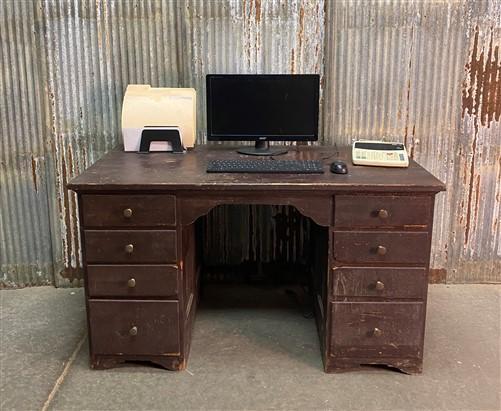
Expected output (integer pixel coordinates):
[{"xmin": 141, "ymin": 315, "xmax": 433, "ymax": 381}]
[
  {"xmin": 124, "ymin": 244, "xmax": 134, "ymax": 254},
  {"xmin": 375, "ymin": 280, "xmax": 385, "ymax": 291},
  {"xmin": 129, "ymin": 326, "xmax": 138, "ymax": 336},
  {"xmin": 373, "ymin": 327, "xmax": 383, "ymax": 337},
  {"xmin": 378, "ymin": 209, "xmax": 389, "ymax": 219},
  {"xmin": 123, "ymin": 208, "xmax": 133, "ymax": 218},
  {"xmin": 127, "ymin": 278, "xmax": 136, "ymax": 288},
  {"xmin": 376, "ymin": 245, "xmax": 387, "ymax": 256}
]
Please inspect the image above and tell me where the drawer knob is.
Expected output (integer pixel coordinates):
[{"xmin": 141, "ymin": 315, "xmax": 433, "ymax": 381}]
[
  {"xmin": 378, "ymin": 209, "xmax": 389, "ymax": 219},
  {"xmin": 373, "ymin": 327, "xmax": 383, "ymax": 337},
  {"xmin": 125, "ymin": 244, "xmax": 134, "ymax": 254},
  {"xmin": 129, "ymin": 326, "xmax": 138, "ymax": 336},
  {"xmin": 375, "ymin": 280, "xmax": 385, "ymax": 291},
  {"xmin": 127, "ymin": 278, "xmax": 136, "ymax": 288},
  {"xmin": 123, "ymin": 208, "xmax": 133, "ymax": 218},
  {"xmin": 376, "ymin": 245, "xmax": 387, "ymax": 256}
]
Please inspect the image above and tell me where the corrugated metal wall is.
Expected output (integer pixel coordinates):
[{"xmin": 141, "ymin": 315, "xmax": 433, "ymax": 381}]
[
  {"xmin": 1, "ymin": 0, "xmax": 499, "ymax": 287},
  {"xmin": 0, "ymin": 0, "xmax": 54, "ymax": 287},
  {"xmin": 323, "ymin": 0, "xmax": 501, "ymax": 282}
]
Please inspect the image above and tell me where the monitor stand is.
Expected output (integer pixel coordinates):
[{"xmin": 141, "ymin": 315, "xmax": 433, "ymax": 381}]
[{"xmin": 237, "ymin": 140, "xmax": 288, "ymax": 156}]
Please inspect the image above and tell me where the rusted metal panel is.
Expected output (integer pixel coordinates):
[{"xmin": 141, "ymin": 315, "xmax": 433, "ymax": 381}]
[
  {"xmin": 1, "ymin": 0, "xmax": 499, "ymax": 287},
  {"xmin": 0, "ymin": 0, "xmax": 54, "ymax": 287},
  {"xmin": 38, "ymin": 0, "xmax": 183, "ymax": 286},
  {"xmin": 202, "ymin": 205, "xmax": 311, "ymax": 266},
  {"xmin": 453, "ymin": 16, "xmax": 501, "ymax": 283},
  {"xmin": 324, "ymin": 0, "xmax": 466, "ymax": 278},
  {"xmin": 182, "ymin": 0, "xmax": 325, "ymax": 142},
  {"xmin": 183, "ymin": 0, "xmax": 325, "ymax": 268},
  {"xmin": 323, "ymin": 0, "xmax": 500, "ymax": 283},
  {"xmin": 39, "ymin": 0, "xmax": 324, "ymax": 286}
]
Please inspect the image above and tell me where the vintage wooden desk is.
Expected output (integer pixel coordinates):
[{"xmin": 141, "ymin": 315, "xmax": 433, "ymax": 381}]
[{"xmin": 68, "ymin": 145, "xmax": 445, "ymax": 373}]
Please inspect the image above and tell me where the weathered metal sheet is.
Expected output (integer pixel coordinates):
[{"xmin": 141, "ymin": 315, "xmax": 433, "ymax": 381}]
[
  {"xmin": 184, "ymin": 0, "xmax": 325, "ymax": 268},
  {"xmin": 323, "ymin": 0, "xmax": 500, "ymax": 283},
  {"xmin": 202, "ymin": 205, "xmax": 312, "ymax": 266},
  {"xmin": 0, "ymin": 0, "xmax": 54, "ymax": 287},
  {"xmin": 183, "ymin": 0, "xmax": 325, "ymax": 141},
  {"xmin": 38, "ymin": 0, "xmax": 183, "ymax": 286},
  {"xmin": 453, "ymin": 16, "xmax": 501, "ymax": 283},
  {"xmin": 1, "ymin": 0, "xmax": 499, "ymax": 287},
  {"xmin": 46, "ymin": 0, "xmax": 323, "ymax": 286}
]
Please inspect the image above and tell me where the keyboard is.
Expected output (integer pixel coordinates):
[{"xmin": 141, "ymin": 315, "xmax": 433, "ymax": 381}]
[{"xmin": 207, "ymin": 159, "xmax": 324, "ymax": 174}]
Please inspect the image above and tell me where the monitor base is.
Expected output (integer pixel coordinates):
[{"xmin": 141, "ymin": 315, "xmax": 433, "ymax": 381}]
[{"xmin": 237, "ymin": 141, "xmax": 288, "ymax": 156}]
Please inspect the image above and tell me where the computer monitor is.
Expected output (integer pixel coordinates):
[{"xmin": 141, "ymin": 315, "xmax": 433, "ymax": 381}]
[{"xmin": 206, "ymin": 74, "xmax": 320, "ymax": 156}]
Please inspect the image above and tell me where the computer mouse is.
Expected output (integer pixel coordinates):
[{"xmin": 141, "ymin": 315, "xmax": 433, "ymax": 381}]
[{"xmin": 330, "ymin": 160, "xmax": 348, "ymax": 174}]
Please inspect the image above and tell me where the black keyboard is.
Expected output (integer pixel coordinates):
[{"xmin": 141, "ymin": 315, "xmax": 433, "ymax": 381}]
[{"xmin": 207, "ymin": 159, "xmax": 324, "ymax": 174}]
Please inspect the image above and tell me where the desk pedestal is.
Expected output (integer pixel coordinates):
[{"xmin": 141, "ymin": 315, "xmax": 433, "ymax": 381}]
[{"xmin": 77, "ymin": 191, "xmax": 436, "ymax": 374}]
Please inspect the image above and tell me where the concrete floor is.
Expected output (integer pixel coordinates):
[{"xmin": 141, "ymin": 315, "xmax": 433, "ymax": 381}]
[{"xmin": 0, "ymin": 285, "xmax": 499, "ymax": 411}]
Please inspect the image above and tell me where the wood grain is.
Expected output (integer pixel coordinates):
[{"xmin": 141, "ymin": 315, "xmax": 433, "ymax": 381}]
[
  {"xmin": 82, "ymin": 194, "xmax": 176, "ymax": 227},
  {"xmin": 329, "ymin": 301, "xmax": 424, "ymax": 358},
  {"xmin": 68, "ymin": 146, "xmax": 445, "ymax": 193},
  {"xmin": 84, "ymin": 230, "xmax": 177, "ymax": 263},
  {"xmin": 334, "ymin": 194, "xmax": 432, "ymax": 229},
  {"xmin": 331, "ymin": 267, "xmax": 427, "ymax": 300},
  {"xmin": 87, "ymin": 265, "xmax": 178, "ymax": 298},
  {"xmin": 88, "ymin": 300, "xmax": 180, "ymax": 356},
  {"xmin": 333, "ymin": 231, "xmax": 430, "ymax": 265},
  {"xmin": 69, "ymin": 144, "xmax": 445, "ymax": 374}
]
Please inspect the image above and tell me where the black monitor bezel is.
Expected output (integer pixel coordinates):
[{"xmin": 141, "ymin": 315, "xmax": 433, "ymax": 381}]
[{"xmin": 206, "ymin": 74, "xmax": 320, "ymax": 142}]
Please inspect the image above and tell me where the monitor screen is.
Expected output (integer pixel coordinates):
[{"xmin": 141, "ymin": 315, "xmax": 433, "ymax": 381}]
[{"xmin": 206, "ymin": 74, "xmax": 320, "ymax": 142}]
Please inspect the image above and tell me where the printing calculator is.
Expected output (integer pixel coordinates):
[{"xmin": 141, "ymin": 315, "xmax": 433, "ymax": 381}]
[{"xmin": 352, "ymin": 140, "xmax": 409, "ymax": 168}]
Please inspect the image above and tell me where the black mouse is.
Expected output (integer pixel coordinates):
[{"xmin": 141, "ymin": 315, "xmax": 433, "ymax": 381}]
[{"xmin": 330, "ymin": 160, "xmax": 348, "ymax": 174}]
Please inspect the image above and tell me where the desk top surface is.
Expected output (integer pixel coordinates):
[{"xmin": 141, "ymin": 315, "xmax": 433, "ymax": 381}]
[{"xmin": 68, "ymin": 145, "xmax": 445, "ymax": 193}]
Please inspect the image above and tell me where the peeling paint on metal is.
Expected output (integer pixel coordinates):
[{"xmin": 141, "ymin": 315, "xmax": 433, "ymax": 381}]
[
  {"xmin": 462, "ymin": 28, "xmax": 501, "ymax": 127},
  {"xmin": 452, "ymin": 8, "xmax": 501, "ymax": 283},
  {"xmin": 322, "ymin": 0, "xmax": 500, "ymax": 283},
  {"xmin": 1, "ymin": 0, "xmax": 500, "ymax": 287}
]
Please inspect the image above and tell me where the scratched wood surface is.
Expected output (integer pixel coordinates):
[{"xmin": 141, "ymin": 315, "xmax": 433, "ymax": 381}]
[
  {"xmin": 68, "ymin": 146, "xmax": 445, "ymax": 193},
  {"xmin": 71, "ymin": 144, "xmax": 444, "ymax": 373}
]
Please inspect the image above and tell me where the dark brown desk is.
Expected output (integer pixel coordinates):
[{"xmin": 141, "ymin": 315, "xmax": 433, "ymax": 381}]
[{"xmin": 68, "ymin": 145, "xmax": 445, "ymax": 373}]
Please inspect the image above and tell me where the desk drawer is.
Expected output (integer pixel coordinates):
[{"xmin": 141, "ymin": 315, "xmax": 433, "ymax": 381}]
[
  {"xmin": 89, "ymin": 300, "xmax": 180, "ymax": 355},
  {"xmin": 87, "ymin": 265, "xmax": 178, "ymax": 298},
  {"xmin": 82, "ymin": 194, "xmax": 176, "ymax": 227},
  {"xmin": 334, "ymin": 195, "xmax": 432, "ymax": 229},
  {"xmin": 84, "ymin": 230, "xmax": 177, "ymax": 263},
  {"xmin": 330, "ymin": 302, "xmax": 424, "ymax": 358},
  {"xmin": 333, "ymin": 231, "xmax": 429, "ymax": 265},
  {"xmin": 331, "ymin": 267, "xmax": 427, "ymax": 299}
]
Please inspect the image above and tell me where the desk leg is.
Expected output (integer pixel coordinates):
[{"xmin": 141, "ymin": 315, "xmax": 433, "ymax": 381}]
[
  {"xmin": 90, "ymin": 355, "xmax": 186, "ymax": 371},
  {"xmin": 180, "ymin": 223, "xmax": 199, "ymax": 369},
  {"xmin": 309, "ymin": 224, "xmax": 330, "ymax": 371}
]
